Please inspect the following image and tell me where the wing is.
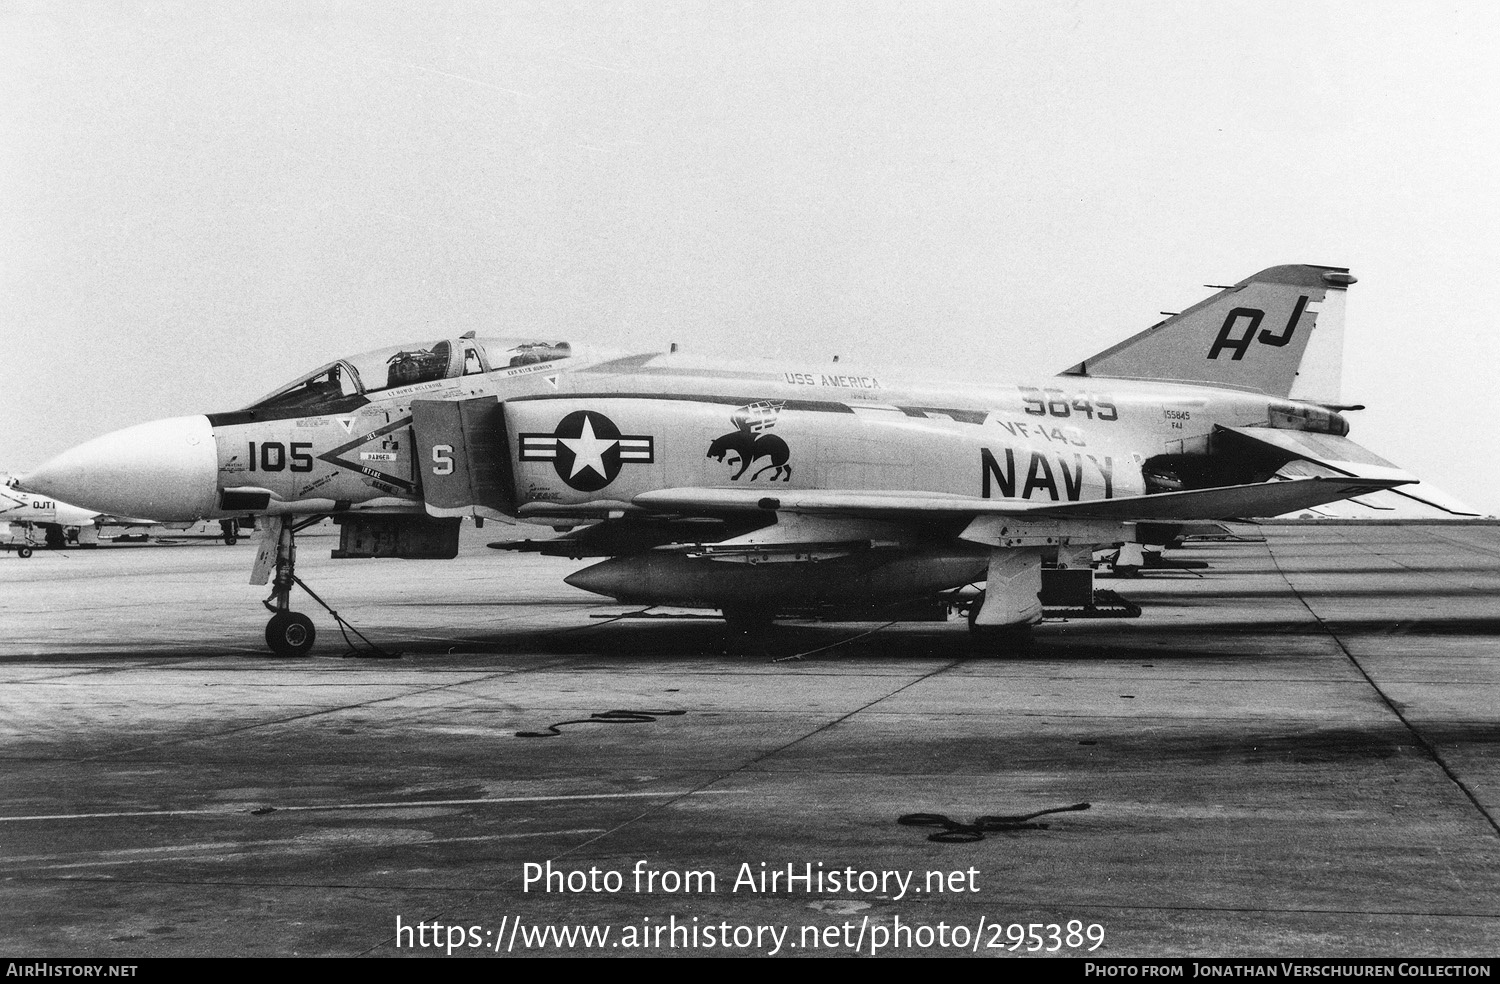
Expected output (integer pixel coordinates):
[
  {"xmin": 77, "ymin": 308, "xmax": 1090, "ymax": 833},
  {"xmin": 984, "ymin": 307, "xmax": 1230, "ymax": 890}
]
[{"xmin": 632, "ymin": 476, "xmax": 1409, "ymax": 523}]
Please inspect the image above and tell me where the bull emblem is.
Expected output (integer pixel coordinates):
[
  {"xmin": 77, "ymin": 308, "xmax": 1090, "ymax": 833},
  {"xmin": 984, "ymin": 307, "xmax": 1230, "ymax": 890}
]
[{"xmin": 708, "ymin": 402, "xmax": 792, "ymax": 482}]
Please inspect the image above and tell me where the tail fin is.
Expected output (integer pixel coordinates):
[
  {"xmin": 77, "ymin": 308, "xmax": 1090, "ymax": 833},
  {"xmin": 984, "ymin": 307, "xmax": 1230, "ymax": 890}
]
[{"xmin": 1061, "ymin": 264, "xmax": 1355, "ymax": 402}]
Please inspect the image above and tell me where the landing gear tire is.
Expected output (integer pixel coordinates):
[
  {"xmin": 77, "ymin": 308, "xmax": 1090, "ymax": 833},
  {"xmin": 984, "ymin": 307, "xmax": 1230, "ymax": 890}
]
[
  {"xmin": 17, "ymin": 547, "xmax": 32, "ymax": 559},
  {"xmin": 44, "ymin": 527, "xmax": 64, "ymax": 550},
  {"xmin": 266, "ymin": 611, "xmax": 316, "ymax": 657},
  {"xmin": 220, "ymin": 519, "xmax": 238, "ymax": 546}
]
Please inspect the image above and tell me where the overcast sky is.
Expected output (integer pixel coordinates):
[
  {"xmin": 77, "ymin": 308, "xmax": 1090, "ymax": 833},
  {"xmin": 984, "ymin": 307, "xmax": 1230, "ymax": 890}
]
[{"xmin": 3, "ymin": 1, "xmax": 1496, "ymax": 513}]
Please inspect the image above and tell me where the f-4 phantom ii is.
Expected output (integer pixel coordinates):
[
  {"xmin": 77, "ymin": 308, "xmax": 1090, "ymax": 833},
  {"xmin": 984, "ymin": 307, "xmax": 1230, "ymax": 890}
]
[{"xmin": 17, "ymin": 264, "xmax": 1471, "ymax": 655}]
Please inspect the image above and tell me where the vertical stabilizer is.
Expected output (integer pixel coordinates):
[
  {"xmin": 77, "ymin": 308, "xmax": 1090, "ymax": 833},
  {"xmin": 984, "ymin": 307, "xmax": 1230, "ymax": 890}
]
[{"xmin": 1062, "ymin": 265, "xmax": 1355, "ymax": 402}]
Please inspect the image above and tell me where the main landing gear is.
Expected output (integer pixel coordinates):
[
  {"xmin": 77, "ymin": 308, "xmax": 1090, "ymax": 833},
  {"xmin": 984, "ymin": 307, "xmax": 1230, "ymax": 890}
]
[{"xmin": 259, "ymin": 515, "xmax": 321, "ymax": 657}]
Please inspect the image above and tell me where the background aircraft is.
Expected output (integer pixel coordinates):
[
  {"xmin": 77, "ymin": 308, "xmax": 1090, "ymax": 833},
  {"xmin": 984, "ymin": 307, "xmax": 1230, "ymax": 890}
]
[
  {"xmin": 1, "ymin": 476, "xmax": 246, "ymax": 551},
  {"xmin": 1, "ymin": 479, "xmax": 105, "ymax": 551},
  {"xmin": 17, "ymin": 264, "xmax": 1467, "ymax": 655}
]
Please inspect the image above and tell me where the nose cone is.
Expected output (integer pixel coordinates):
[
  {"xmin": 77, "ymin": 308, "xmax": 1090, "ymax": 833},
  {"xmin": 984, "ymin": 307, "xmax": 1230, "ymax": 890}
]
[{"xmin": 16, "ymin": 416, "xmax": 218, "ymax": 522}]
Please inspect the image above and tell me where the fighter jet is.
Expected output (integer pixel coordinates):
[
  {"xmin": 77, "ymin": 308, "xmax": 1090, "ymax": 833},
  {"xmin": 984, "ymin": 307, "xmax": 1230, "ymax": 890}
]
[
  {"xmin": 1, "ymin": 476, "xmax": 246, "ymax": 550},
  {"xmin": 17, "ymin": 264, "xmax": 1462, "ymax": 655},
  {"xmin": 0, "ymin": 479, "xmax": 103, "ymax": 551}
]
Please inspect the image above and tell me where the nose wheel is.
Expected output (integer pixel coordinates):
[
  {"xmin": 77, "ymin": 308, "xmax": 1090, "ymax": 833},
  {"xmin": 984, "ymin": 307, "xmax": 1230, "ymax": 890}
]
[{"xmin": 266, "ymin": 611, "xmax": 316, "ymax": 657}]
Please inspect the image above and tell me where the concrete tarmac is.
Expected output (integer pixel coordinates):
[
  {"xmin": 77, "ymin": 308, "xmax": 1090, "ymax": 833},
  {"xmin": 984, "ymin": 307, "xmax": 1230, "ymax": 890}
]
[{"xmin": 1, "ymin": 523, "xmax": 1498, "ymax": 958}]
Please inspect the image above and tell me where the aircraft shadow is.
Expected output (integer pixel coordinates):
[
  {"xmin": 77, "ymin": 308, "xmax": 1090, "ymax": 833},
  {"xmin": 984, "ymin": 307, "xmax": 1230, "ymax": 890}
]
[{"xmin": 367, "ymin": 609, "xmax": 1500, "ymax": 664}]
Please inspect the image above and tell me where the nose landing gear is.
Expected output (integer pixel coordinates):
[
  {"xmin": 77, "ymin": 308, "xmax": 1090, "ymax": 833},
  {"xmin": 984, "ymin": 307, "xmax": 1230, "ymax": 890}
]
[
  {"xmin": 256, "ymin": 515, "xmax": 322, "ymax": 657},
  {"xmin": 251, "ymin": 514, "xmax": 398, "ymax": 659}
]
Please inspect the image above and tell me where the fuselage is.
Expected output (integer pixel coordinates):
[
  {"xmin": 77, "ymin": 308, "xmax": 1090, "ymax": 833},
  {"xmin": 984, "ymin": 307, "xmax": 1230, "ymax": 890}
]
[
  {"xmin": 17, "ymin": 335, "xmax": 1349, "ymax": 524},
  {"xmin": 0, "ymin": 485, "xmax": 98, "ymax": 528}
]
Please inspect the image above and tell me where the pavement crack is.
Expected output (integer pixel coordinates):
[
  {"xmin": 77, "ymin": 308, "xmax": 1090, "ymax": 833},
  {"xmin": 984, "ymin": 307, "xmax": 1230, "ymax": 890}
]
[
  {"xmin": 1265, "ymin": 533, "xmax": 1500, "ymax": 839},
  {"xmin": 65, "ymin": 655, "xmax": 587, "ymax": 764},
  {"xmin": 355, "ymin": 655, "xmax": 969, "ymax": 955}
]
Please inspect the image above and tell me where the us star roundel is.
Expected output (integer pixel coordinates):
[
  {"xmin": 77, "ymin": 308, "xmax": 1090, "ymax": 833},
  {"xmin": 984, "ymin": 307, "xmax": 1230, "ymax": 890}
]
[{"xmin": 517, "ymin": 410, "xmax": 655, "ymax": 492}]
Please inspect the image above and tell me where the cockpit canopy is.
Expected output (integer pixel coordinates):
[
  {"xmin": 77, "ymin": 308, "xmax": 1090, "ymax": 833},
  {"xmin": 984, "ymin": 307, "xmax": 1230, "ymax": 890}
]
[{"xmin": 245, "ymin": 337, "xmax": 572, "ymax": 414}]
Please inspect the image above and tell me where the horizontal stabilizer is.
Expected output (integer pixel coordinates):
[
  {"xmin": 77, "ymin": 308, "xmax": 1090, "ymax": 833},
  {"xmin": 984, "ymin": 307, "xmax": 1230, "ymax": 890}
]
[
  {"xmin": 633, "ymin": 476, "xmax": 1408, "ymax": 524},
  {"xmin": 1272, "ymin": 462, "xmax": 1481, "ymax": 519},
  {"xmin": 1218, "ymin": 427, "xmax": 1412, "ymax": 479},
  {"xmin": 1219, "ymin": 426, "xmax": 1481, "ymax": 518}
]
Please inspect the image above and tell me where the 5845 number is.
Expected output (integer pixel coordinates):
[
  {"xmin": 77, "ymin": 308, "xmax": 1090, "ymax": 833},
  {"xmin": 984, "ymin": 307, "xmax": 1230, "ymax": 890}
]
[{"xmin": 1018, "ymin": 386, "xmax": 1117, "ymax": 421}]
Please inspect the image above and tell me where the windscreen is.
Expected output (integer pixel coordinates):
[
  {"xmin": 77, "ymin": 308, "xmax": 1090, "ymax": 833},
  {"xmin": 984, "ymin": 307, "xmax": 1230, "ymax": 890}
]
[
  {"xmin": 246, "ymin": 340, "xmax": 458, "ymax": 413},
  {"xmin": 245, "ymin": 361, "xmax": 364, "ymax": 413}
]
